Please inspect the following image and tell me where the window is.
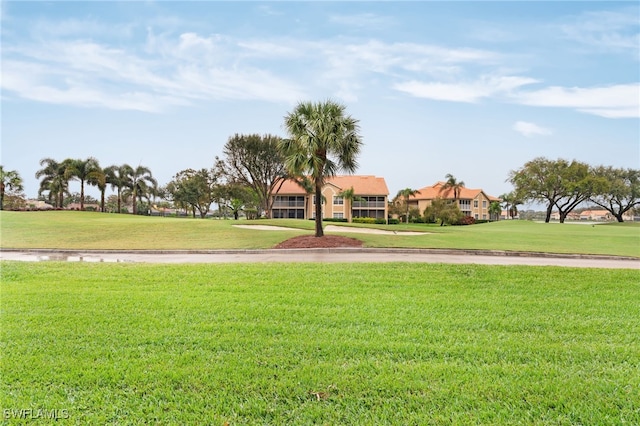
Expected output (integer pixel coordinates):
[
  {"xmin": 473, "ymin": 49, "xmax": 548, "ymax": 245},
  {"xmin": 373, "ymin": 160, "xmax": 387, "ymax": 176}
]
[
  {"xmin": 474, "ymin": 200, "xmax": 478, "ymax": 208},
  {"xmin": 333, "ymin": 212, "xmax": 344, "ymax": 219},
  {"xmin": 333, "ymin": 196, "xmax": 344, "ymax": 205},
  {"xmin": 474, "ymin": 214, "xmax": 479, "ymax": 219},
  {"xmin": 482, "ymin": 200, "xmax": 487, "ymax": 208},
  {"xmin": 482, "ymin": 214, "xmax": 487, "ymax": 220}
]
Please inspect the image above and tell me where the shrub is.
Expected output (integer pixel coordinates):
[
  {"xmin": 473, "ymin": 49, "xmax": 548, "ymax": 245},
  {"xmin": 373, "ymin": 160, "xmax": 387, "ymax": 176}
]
[
  {"xmin": 374, "ymin": 218, "xmax": 387, "ymax": 225},
  {"xmin": 352, "ymin": 217, "xmax": 376, "ymax": 224},
  {"xmin": 387, "ymin": 218, "xmax": 400, "ymax": 225},
  {"xmin": 455, "ymin": 216, "xmax": 476, "ymax": 226},
  {"xmin": 323, "ymin": 218, "xmax": 348, "ymax": 223}
]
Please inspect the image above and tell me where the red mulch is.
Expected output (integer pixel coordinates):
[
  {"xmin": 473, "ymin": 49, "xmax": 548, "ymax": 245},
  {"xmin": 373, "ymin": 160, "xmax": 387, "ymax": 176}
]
[{"xmin": 274, "ymin": 235, "xmax": 363, "ymax": 249}]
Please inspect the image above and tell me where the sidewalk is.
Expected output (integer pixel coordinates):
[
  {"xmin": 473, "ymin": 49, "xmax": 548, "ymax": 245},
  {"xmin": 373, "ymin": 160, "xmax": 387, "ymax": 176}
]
[{"xmin": 1, "ymin": 248, "xmax": 638, "ymax": 269}]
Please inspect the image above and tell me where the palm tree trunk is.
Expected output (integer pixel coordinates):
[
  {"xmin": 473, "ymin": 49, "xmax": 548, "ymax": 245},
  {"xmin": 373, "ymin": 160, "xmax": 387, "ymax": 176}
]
[
  {"xmin": 80, "ymin": 179, "xmax": 85, "ymax": 211},
  {"xmin": 315, "ymin": 181, "xmax": 323, "ymax": 237},
  {"xmin": 132, "ymin": 189, "xmax": 138, "ymax": 215}
]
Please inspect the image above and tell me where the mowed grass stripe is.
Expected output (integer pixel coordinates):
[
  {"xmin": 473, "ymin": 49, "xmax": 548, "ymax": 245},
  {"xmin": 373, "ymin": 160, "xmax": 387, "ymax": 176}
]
[
  {"xmin": 1, "ymin": 211, "xmax": 639, "ymax": 257},
  {"xmin": 2, "ymin": 262, "xmax": 638, "ymax": 424}
]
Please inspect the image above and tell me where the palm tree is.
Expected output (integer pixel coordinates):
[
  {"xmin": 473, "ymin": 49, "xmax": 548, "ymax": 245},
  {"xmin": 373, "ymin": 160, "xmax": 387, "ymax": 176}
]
[
  {"xmin": 280, "ymin": 100, "xmax": 362, "ymax": 237},
  {"xmin": 396, "ymin": 188, "xmax": 418, "ymax": 223},
  {"xmin": 489, "ymin": 201, "xmax": 502, "ymax": 221},
  {"xmin": 126, "ymin": 165, "xmax": 157, "ymax": 215},
  {"xmin": 36, "ymin": 158, "xmax": 73, "ymax": 208},
  {"xmin": 440, "ymin": 174, "xmax": 465, "ymax": 202},
  {"xmin": 500, "ymin": 192, "xmax": 522, "ymax": 219},
  {"xmin": 69, "ymin": 157, "xmax": 101, "ymax": 211},
  {"xmin": 0, "ymin": 166, "xmax": 24, "ymax": 210},
  {"xmin": 104, "ymin": 164, "xmax": 133, "ymax": 213},
  {"xmin": 89, "ymin": 167, "xmax": 107, "ymax": 212},
  {"xmin": 337, "ymin": 186, "xmax": 365, "ymax": 223}
]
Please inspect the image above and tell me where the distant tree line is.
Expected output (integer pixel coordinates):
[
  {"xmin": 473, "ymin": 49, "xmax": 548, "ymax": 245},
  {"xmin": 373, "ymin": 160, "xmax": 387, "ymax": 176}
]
[
  {"xmin": 509, "ymin": 157, "xmax": 639, "ymax": 223},
  {"xmin": 2, "ymin": 107, "xmax": 638, "ymax": 226}
]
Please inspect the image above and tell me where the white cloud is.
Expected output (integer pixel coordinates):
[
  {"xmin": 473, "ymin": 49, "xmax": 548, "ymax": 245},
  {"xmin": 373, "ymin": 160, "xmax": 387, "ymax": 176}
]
[
  {"xmin": 514, "ymin": 83, "xmax": 640, "ymax": 119},
  {"xmin": 394, "ymin": 75, "xmax": 538, "ymax": 103},
  {"xmin": 513, "ymin": 121, "xmax": 552, "ymax": 138},
  {"xmin": 1, "ymin": 34, "xmax": 307, "ymax": 112},
  {"xmin": 561, "ymin": 8, "xmax": 640, "ymax": 53}
]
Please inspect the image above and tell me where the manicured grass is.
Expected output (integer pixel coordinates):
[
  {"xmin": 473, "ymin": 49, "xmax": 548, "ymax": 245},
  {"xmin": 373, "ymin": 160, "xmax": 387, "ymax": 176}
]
[
  {"xmin": 1, "ymin": 211, "xmax": 639, "ymax": 257},
  {"xmin": 0, "ymin": 211, "xmax": 308, "ymax": 250},
  {"xmin": 1, "ymin": 262, "xmax": 638, "ymax": 424}
]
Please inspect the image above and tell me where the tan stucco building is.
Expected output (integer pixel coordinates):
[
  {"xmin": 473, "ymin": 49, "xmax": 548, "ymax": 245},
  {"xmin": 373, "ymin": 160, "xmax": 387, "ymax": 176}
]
[
  {"xmin": 271, "ymin": 175, "xmax": 389, "ymax": 221},
  {"xmin": 408, "ymin": 182, "xmax": 500, "ymax": 220}
]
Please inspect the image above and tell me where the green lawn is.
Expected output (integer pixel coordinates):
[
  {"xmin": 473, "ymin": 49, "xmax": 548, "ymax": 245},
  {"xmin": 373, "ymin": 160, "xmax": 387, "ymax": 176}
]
[
  {"xmin": 1, "ymin": 211, "xmax": 639, "ymax": 257},
  {"xmin": 2, "ymin": 262, "xmax": 639, "ymax": 424}
]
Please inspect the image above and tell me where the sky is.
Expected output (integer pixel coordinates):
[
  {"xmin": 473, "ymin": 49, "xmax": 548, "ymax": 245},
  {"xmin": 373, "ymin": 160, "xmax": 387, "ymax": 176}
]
[{"xmin": 2, "ymin": 1, "xmax": 639, "ymax": 208}]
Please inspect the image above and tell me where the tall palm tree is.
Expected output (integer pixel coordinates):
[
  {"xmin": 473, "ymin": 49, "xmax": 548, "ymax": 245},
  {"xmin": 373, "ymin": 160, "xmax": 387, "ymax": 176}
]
[
  {"xmin": 440, "ymin": 174, "xmax": 465, "ymax": 203},
  {"xmin": 126, "ymin": 165, "xmax": 157, "ymax": 215},
  {"xmin": 69, "ymin": 157, "xmax": 101, "ymax": 211},
  {"xmin": 36, "ymin": 158, "xmax": 73, "ymax": 208},
  {"xmin": 104, "ymin": 164, "xmax": 133, "ymax": 213},
  {"xmin": 280, "ymin": 100, "xmax": 362, "ymax": 237},
  {"xmin": 396, "ymin": 187, "xmax": 418, "ymax": 223},
  {"xmin": 89, "ymin": 167, "xmax": 107, "ymax": 212},
  {"xmin": 0, "ymin": 166, "xmax": 24, "ymax": 210},
  {"xmin": 337, "ymin": 186, "xmax": 365, "ymax": 223}
]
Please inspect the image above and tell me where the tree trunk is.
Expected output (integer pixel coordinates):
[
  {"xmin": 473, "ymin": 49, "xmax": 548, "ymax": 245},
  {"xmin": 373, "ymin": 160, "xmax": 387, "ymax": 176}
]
[
  {"xmin": 545, "ymin": 204, "xmax": 553, "ymax": 223},
  {"xmin": 615, "ymin": 213, "xmax": 624, "ymax": 222},
  {"xmin": 132, "ymin": 190, "xmax": 138, "ymax": 215},
  {"xmin": 80, "ymin": 180, "xmax": 85, "ymax": 211},
  {"xmin": 117, "ymin": 189, "xmax": 122, "ymax": 213},
  {"xmin": 559, "ymin": 211, "xmax": 567, "ymax": 223},
  {"xmin": 315, "ymin": 181, "xmax": 323, "ymax": 237}
]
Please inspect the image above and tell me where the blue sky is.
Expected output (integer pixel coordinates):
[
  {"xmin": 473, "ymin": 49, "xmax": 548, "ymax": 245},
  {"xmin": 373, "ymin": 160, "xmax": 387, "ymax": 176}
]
[{"xmin": 2, "ymin": 1, "xmax": 639, "ymax": 206}]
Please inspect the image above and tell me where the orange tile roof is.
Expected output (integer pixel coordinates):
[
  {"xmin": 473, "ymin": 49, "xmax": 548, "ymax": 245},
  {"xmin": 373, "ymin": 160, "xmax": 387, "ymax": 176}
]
[
  {"xmin": 409, "ymin": 181, "xmax": 498, "ymax": 201},
  {"xmin": 274, "ymin": 175, "xmax": 389, "ymax": 196}
]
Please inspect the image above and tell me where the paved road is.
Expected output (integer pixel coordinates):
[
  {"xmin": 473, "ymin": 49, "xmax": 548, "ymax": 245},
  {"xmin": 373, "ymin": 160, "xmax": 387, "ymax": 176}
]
[{"xmin": 1, "ymin": 248, "xmax": 638, "ymax": 269}]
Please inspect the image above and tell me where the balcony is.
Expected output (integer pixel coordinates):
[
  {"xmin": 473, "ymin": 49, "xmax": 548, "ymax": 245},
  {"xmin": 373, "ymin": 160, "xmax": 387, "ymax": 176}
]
[{"xmin": 272, "ymin": 201, "xmax": 305, "ymax": 208}]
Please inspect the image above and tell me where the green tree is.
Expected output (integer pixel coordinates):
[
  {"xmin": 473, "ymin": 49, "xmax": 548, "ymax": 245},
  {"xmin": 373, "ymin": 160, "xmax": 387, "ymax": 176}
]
[
  {"xmin": 228, "ymin": 198, "xmax": 244, "ymax": 220},
  {"xmin": 104, "ymin": 164, "xmax": 134, "ymax": 213},
  {"xmin": 166, "ymin": 168, "xmax": 218, "ymax": 218},
  {"xmin": 88, "ymin": 167, "xmax": 107, "ymax": 212},
  {"xmin": 499, "ymin": 191, "xmax": 522, "ymax": 220},
  {"xmin": 395, "ymin": 188, "xmax": 418, "ymax": 224},
  {"xmin": 68, "ymin": 157, "xmax": 101, "ymax": 211},
  {"xmin": 221, "ymin": 134, "xmax": 288, "ymax": 218},
  {"xmin": 424, "ymin": 197, "xmax": 463, "ymax": 226},
  {"xmin": 280, "ymin": 100, "xmax": 363, "ymax": 237},
  {"xmin": 589, "ymin": 166, "xmax": 640, "ymax": 222},
  {"xmin": 0, "ymin": 166, "xmax": 24, "ymax": 211},
  {"xmin": 337, "ymin": 186, "xmax": 365, "ymax": 223},
  {"xmin": 36, "ymin": 158, "xmax": 73, "ymax": 208},
  {"xmin": 509, "ymin": 157, "xmax": 596, "ymax": 223},
  {"xmin": 489, "ymin": 201, "xmax": 502, "ymax": 221},
  {"xmin": 440, "ymin": 174, "xmax": 465, "ymax": 201},
  {"xmin": 125, "ymin": 165, "xmax": 157, "ymax": 215}
]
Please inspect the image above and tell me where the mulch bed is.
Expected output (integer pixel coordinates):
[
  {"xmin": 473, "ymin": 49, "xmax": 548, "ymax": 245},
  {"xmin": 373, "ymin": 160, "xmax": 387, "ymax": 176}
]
[{"xmin": 274, "ymin": 235, "xmax": 363, "ymax": 249}]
